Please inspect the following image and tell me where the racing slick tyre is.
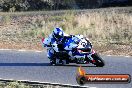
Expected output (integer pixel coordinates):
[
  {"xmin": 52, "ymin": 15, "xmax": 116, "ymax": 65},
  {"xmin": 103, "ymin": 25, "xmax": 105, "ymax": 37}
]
[{"xmin": 91, "ymin": 53, "xmax": 105, "ymax": 67}]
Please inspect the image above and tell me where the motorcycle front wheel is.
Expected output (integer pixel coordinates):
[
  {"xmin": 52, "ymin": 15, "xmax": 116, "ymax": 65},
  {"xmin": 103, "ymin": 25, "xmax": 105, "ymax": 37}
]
[{"xmin": 91, "ymin": 53, "xmax": 105, "ymax": 67}]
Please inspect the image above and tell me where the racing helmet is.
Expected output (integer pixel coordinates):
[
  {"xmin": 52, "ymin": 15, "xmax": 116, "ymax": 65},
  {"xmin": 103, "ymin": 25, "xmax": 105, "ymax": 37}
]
[{"xmin": 52, "ymin": 27, "xmax": 64, "ymax": 41}]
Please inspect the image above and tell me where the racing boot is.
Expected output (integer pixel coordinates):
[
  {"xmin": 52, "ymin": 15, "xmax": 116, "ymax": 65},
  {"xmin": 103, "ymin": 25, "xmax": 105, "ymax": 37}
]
[{"xmin": 49, "ymin": 57, "xmax": 56, "ymax": 66}]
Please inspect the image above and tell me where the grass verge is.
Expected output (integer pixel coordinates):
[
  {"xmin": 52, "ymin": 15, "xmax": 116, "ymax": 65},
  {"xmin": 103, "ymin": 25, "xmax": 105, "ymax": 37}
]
[
  {"xmin": 0, "ymin": 80, "xmax": 84, "ymax": 88},
  {"xmin": 0, "ymin": 7, "xmax": 131, "ymax": 56}
]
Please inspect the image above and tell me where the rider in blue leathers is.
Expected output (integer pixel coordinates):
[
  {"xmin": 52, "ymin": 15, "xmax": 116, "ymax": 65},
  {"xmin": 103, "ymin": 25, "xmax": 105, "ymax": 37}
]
[
  {"xmin": 42, "ymin": 27, "xmax": 69, "ymax": 63},
  {"xmin": 41, "ymin": 27, "xmax": 93, "ymax": 65}
]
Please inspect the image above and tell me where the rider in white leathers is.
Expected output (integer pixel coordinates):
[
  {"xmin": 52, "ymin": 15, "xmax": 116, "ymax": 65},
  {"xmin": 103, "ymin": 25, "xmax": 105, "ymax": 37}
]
[
  {"xmin": 41, "ymin": 27, "xmax": 92, "ymax": 65},
  {"xmin": 42, "ymin": 27, "xmax": 69, "ymax": 62}
]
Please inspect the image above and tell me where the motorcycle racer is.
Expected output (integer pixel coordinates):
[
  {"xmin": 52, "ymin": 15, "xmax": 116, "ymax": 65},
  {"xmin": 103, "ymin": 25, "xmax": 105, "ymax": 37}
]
[
  {"xmin": 42, "ymin": 27, "xmax": 69, "ymax": 63},
  {"xmin": 40, "ymin": 28, "xmax": 104, "ymax": 66}
]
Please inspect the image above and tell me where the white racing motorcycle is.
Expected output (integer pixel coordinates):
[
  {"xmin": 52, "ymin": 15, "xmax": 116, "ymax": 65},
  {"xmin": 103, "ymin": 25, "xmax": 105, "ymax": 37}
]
[{"xmin": 44, "ymin": 35, "xmax": 105, "ymax": 67}]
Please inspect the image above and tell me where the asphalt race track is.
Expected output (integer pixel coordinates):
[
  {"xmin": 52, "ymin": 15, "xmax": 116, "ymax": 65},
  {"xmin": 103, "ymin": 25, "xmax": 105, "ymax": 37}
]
[{"xmin": 0, "ymin": 50, "xmax": 131, "ymax": 88}]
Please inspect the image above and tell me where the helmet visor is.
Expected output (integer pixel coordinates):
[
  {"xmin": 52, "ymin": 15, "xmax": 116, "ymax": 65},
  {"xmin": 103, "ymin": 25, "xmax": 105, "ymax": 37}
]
[
  {"xmin": 54, "ymin": 33, "xmax": 61, "ymax": 39},
  {"xmin": 54, "ymin": 33, "xmax": 63, "ymax": 41}
]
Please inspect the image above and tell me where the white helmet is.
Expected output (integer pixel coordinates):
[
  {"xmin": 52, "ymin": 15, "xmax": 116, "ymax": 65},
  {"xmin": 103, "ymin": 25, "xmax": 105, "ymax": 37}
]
[{"xmin": 52, "ymin": 27, "xmax": 64, "ymax": 41}]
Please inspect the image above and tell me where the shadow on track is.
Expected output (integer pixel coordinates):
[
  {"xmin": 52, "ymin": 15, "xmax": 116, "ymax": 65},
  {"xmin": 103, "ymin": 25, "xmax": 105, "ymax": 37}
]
[
  {"xmin": 0, "ymin": 63, "xmax": 96, "ymax": 67},
  {"xmin": 55, "ymin": 64, "xmax": 96, "ymax": 67},
  {"xmin": 0, "ymin": 63, "xmax": 50, "ymax": 66}
]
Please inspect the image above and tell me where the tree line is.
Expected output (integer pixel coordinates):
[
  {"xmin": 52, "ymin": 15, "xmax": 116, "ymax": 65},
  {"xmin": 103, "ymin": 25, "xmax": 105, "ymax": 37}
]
[{"xmin": 0, "ymin": 0, "xmax": 132, "ymax": 12}]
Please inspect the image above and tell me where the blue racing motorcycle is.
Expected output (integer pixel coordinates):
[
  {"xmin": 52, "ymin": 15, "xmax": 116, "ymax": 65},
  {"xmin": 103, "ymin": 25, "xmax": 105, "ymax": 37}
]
[{"xmin": 45, "ymin": 35, "xmax": 105, "ymax": 67}]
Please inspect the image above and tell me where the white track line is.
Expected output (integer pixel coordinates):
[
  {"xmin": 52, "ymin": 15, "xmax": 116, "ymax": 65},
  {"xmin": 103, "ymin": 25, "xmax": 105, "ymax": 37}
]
[
  {"xmin": 34, "ymin": 50, "xmax": 43, "ymax": 53},
  {"xmin": 0, "ymin": 49, "xmax": 43, "ymax": 53},
  {"xmin": 0, "ymin": 49, "xmax": 131, "ymax": 57},
  {"xmin": 103, "ymin": 54, "xmax": 131, "ymax": 58},
  {"xmin": 18, "ymin": 50, "xmax": 26, "ymax": 52},
  {"xmin": 125, "ymin": 56, "xmax": 130, "ymax": 58},
  {"xmin": 0, "ymin": 49, "xmax": 12, "ymax": 51},
  {"xmin": 107, "ymin": 55, "xmax": 112, "ymax": 56}
]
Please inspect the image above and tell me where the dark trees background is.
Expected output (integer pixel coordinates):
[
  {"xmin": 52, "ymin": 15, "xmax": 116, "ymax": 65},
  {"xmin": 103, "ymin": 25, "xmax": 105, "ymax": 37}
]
[{"xmin": 0, "ymin": 0, "xmax": 132, "ymax": 12}]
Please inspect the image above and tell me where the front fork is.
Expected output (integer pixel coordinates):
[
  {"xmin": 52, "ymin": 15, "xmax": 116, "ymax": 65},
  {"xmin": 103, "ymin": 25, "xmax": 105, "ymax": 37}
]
[
  {"xmin": 86, "ymin": 49, "xmax": 96, "ymax": 63},
  {"xmin": 75, "ymin": 49, "xmax": 96, "ymax": 64}
]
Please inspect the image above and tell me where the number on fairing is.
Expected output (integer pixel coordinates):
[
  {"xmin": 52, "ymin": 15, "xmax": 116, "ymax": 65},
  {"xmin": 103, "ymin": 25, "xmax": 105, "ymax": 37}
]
[{"xmin": 81, "ymin": 42, "xmax": 87, "ymax": 47}]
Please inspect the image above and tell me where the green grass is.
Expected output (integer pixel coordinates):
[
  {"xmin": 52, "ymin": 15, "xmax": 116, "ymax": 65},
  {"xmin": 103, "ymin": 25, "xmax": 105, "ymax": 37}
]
[
  {"xmin": 0, "ymin": 81, "xmax": 30, "ymax": 88},
  {"xmin": 0, "ymin": 7, "xmax": 132, "ymax": 51},
  {"xmin": 0, "ymin": 81, "xmax": 74, "ymax": 88}
]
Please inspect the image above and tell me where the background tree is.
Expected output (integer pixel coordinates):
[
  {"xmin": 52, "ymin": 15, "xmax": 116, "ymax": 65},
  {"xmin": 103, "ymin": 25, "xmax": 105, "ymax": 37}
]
[{"xmin": 0, "ymin": 0, "xmax": 131, "ymax": 12}]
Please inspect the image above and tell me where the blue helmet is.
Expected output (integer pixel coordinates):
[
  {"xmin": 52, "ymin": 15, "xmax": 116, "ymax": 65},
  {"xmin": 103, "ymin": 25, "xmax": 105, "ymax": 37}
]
[{"xmin": 52, "ymin": 27, "xmax": 64, "ymax": 41}]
